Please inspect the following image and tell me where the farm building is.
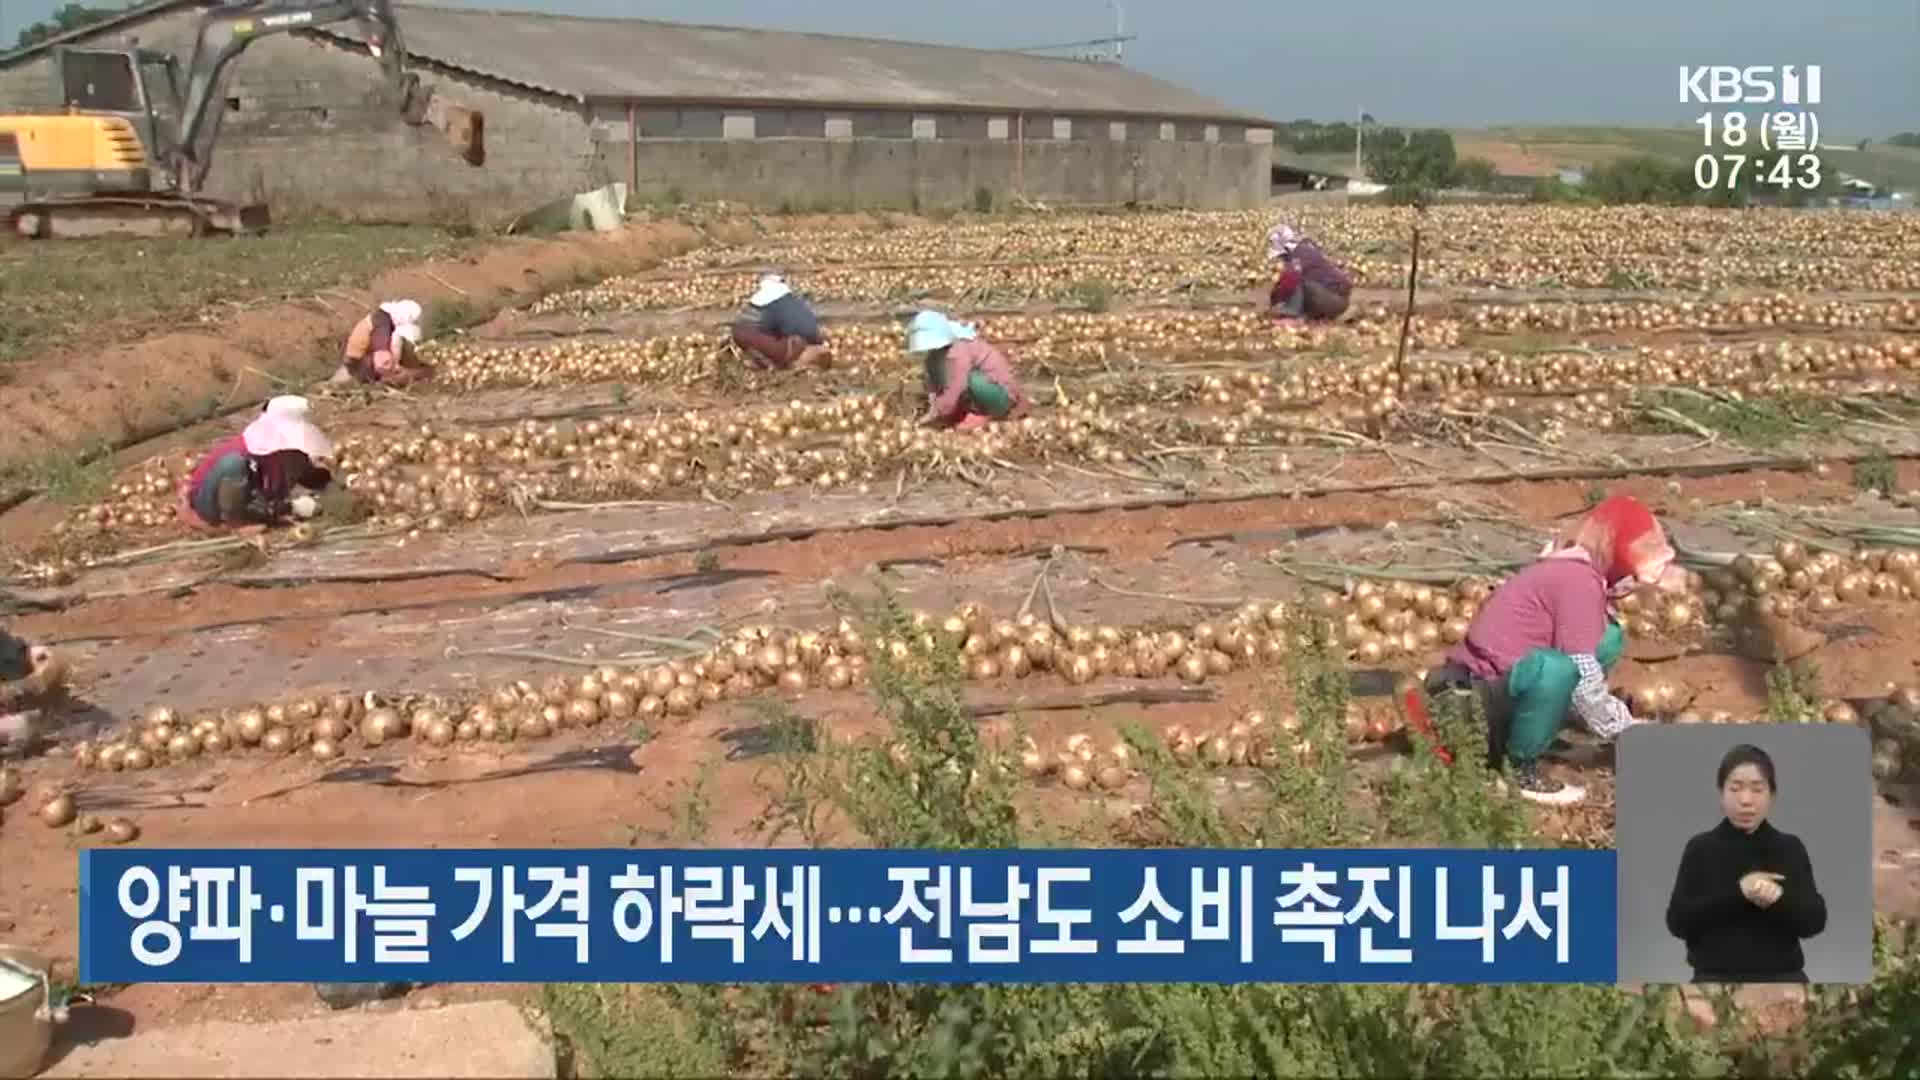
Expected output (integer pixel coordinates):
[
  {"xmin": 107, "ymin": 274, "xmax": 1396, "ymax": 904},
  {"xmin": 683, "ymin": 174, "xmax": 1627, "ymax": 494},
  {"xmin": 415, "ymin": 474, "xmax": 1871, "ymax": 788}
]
[{"xmin": 0, "ymin": 1, "xmax": 1276, "ymax": 224}]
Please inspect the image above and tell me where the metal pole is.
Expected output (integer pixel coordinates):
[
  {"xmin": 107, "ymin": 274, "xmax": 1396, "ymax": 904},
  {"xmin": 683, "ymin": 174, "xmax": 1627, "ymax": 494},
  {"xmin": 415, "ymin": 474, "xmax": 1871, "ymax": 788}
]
[
  {"xmin": 626, "ymin": 102, "xmax": 637, "ymax": 197},
  {"xmin": 1354, "ymin": 105, "xmax": 1362, "ymax": 175},
  {"xmin": 1111, "ymin": 2, "xmax": 1124, "ymax": 62}
]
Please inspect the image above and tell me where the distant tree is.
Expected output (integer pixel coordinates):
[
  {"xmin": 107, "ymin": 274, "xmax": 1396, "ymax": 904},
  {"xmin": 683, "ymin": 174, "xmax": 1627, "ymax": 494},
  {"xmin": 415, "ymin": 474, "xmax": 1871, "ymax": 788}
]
[
  {"xmin": 1366, "ymin": 128, "xmax": 1456, "ymax": 188},
  {"xmin": 1887, "ymin": 132, "xmax": 1920, "ymax": 148},
  {"xmin": 1450, "ymin": 156, "xmax": 1499, "ymax": 191},
  {"xmin": 1581, "ymin": 155, "xmax": 1696, "ymax": 205},
  {"xmin": 14, "ymin": 4, "xmax": 120, "ymax": 50},
  {"xmin": 1856, "ymin": 138, "xmax": 1871, "ymax": 151},
  {"xmin": 1274, "ymin": 120, "xmax": 1360, "ymax": 155}
]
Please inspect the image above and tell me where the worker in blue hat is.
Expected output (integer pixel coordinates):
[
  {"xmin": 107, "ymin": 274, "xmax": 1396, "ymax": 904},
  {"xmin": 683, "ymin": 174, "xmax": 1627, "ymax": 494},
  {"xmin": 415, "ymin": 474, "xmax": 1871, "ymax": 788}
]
[{"xmin": 906, "ymin": 310, "xmax": 1028, "ymax": 430}]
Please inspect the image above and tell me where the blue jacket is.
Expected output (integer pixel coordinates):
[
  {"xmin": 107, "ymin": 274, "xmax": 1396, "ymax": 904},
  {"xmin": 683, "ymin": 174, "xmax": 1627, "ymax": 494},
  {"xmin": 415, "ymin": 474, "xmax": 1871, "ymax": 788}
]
[{"xmin": 753, "ymin": 293, "xmax": 823, "ymax": 344}]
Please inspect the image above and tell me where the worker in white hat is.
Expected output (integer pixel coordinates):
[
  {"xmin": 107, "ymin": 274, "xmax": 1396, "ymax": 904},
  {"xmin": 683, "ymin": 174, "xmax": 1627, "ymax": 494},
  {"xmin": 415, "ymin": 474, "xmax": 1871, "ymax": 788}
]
[
  {"xmin": 332, "ymin": 299, "xmax": 432, "ymax": 387},
  {"xmin": 178, "ymin": 395, "xmax": 336, "ymax": 532},
  {"xmin": 732, "ymin": 273, "xmax": 832, "ymax": 371}
]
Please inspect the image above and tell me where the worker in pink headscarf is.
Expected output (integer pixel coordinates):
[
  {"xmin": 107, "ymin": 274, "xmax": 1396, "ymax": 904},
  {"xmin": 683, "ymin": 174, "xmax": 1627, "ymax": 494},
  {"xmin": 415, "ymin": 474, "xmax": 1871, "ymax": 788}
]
[
  {"xmin": 178, "ymin": 396, "xmax": 336, "ymax": 533},
  {"xmin": 1266, "ymin": 223, "xmax": 1354, "ymax": 322}
]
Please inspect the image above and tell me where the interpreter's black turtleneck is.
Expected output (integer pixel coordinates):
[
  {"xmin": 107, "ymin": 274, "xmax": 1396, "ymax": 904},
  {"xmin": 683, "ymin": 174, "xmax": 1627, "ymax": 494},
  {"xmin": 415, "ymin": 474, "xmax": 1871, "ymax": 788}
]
[{"xmin": 1664, "ymin": 818, "xmax": 1826, "ymax": 982}]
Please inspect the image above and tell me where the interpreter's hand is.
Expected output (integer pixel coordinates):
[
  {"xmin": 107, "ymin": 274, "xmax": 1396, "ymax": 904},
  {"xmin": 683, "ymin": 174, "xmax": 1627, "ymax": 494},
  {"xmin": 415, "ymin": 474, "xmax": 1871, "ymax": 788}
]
[{"xmin": 1740, "ymin": 871, "xmax": 1785, "ymax": 908}]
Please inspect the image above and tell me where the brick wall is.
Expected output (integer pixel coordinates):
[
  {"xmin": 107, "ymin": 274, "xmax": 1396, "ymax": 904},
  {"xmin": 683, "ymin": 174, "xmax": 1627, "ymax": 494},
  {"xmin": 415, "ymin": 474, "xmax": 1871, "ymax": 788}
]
[
  {"xmin": 0, "ymin": 7, "xmax": 594, "ymax": 224},
  {"xmin": 597, "ymin": 137, "xmax": 1272, "ymax": 211}
]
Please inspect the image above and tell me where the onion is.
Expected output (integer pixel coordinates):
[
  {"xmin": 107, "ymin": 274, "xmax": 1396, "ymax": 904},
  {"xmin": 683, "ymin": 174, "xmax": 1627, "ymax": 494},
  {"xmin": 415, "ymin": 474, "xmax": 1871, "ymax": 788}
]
[
  {"xmin": 166, "ymin": 733, "xmax": 199, "ymax": 761},
  {"xmin": 665, "ymin": 687, "xmax": 698, "ymax": 716},
  {"xmin": 145, "ymin": 706, "xmax": 178, "ymax": 731},
  {"xmin": 1672, "ymin": 709, "xmax": 1705, "ymax": 725},
  {"xmin": 39, "ymin": 792, "xmax": 76, "ymax": 827},
  {"xmin": 1060, "ymin": 764, "xmax": 1092, "ymax": 791},
  {"xmin": 361, "ymin": 707, "xmax": 406, "ymax": 745},
  {"xmin": 105, "ymin": 818, "xmax": 140, "ymax": 844},
  {"xmin": 202, "ymin": 731, "xmax": 231, "ymax": 755},
  {"xmin": 542, "ymin": 676, "xmax": 573, "ymax": 706},
  {"xmin": 1344, "ymin": 705, "xmax": 1367, "ymax": 743},
  {"xmin": 520, "ymin": 712, "xmax": 552, "ymax": 740},
  {"xmin": 0, "ymin": 767, "xmax": 21, "ymax": 805},
  {"xmin": 455, "ymin": 720, "xmax": 479, "ymax": 742},
  {"xmin": 1821, "ymin": 701, "xmax": 1860, "ymax": 726},
  {"xmin": 604, "ymin": 689, "xmax": 637, "ymax": 719},
  {"xmin": 1175, "ymin": 654, "xmax": 1209, "ymax": 684},
  {"xmin": 233, "ymin": 709, "xmax": 268, "ymax": 745},
  {"xmin": 1095, "ymin": 763, "xmax": 1128, "ymax": 790},
  {"xmin": 567, "ymin": 697, "xmax": 603, "ymax": 727},
  {"xmin": 310, "ymin": 738, "xmax": 340, "ymax": 761},
  {"xmin": 425, "ymin": 719, "xmax": 456, "ymax": 746},
  {"xmin": 122, "ymin": 746, "xmax": 154, "ymax": 770}
]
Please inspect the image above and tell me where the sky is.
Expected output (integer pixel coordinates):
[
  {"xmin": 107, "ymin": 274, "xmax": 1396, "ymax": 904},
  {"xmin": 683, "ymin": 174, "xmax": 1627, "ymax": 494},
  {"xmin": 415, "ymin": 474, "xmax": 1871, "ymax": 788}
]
[{"xmin": 2, "ymin": 0, "xmax": 1913, "ymax": 136}]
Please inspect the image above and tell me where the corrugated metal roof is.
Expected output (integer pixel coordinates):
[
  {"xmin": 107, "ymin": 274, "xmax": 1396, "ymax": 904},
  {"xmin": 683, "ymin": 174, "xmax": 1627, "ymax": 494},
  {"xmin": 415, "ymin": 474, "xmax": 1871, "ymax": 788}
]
[
  {"xmin": 308, "ymin": 4, "xmax": 1272, "ymax": 124},
  {"xmin": 2, "ymin": 1, "xmax": 1272, "ymax": 124}
]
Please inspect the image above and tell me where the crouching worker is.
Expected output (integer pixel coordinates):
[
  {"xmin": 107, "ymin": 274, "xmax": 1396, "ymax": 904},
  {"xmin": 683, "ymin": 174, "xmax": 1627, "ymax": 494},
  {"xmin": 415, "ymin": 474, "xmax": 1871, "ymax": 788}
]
[
  {"xmin": 1266, "ymin": 223, "xmax": 1354, "ymax": 322},
  {"xmin": 0, "ymin": 626, "xmax": 68, "ymax": 755},
  {"xmin": 906, "ymin": 310, "xmax": 1028, "ymax": 431},
  {"xmin": 732, "ymin": 275, "xmax": 831, "ymax": 371},
  {"xmin": 1411, "ymin": 495, "xmax": 1683, "ymax": 805},
  {"xmin": 179, "ymin": 396, "xmax": 335, "ymax": 534},
  {"xmin": 332, "ymin": 300, "xmax": 432, "ymax": 388}
]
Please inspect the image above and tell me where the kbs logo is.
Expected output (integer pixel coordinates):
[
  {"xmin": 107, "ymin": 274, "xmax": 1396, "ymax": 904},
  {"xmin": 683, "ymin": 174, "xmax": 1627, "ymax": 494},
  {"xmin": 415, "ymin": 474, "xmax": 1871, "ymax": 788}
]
[{"xmin": 1679, "ymin": 66, "xmax": 1822, "ymax": 105}]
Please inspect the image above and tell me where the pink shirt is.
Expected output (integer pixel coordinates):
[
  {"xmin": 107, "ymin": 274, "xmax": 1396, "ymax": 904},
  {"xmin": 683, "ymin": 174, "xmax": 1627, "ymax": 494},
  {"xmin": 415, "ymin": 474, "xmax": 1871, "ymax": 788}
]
[
  {"xmin": 929, "ymin": 338, "xmax": 1025, "ymax": 421},
  {"xmin": 1450, "ymin": 556, "xmax": 1608, "ymax": 679}
]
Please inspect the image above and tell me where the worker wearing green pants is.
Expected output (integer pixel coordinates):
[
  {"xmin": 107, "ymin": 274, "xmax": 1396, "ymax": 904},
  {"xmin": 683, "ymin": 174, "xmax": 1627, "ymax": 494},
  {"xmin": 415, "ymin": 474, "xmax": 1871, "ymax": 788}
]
[
  {"xmin": 1420, "ymin": 495, "xmax": 1680, "ymax": 805},
  {"xmin": 906, "ymin": 310, "xmax": 1028, "ymax": 430},
  {"xmin": 1502, "ymin": 622, "xmax": 1627, "ymax": 764}
]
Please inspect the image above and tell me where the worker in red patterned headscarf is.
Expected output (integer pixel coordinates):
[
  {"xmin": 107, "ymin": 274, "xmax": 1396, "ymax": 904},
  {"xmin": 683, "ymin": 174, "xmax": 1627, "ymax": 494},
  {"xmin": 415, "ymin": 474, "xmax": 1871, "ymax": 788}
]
[
  {"xmin": 1266, "ymin": 222, "xmax": 1354, "ymax": 322},
  {"xmin": 1410, "ymin": 496, "xmax": 1684, "ymax": 805}
]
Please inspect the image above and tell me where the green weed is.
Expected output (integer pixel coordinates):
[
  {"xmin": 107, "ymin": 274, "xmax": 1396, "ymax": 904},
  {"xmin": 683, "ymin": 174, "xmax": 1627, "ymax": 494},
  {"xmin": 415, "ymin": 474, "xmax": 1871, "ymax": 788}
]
[
  {"xmin": 1853, "ymin": 452, "xmax": 1896, "ymax": 497},
  {"xmin": 1765, "ymin": 661, "xmax": 1822, "ymax": 723},
  {"xmin": 22, "ymin": 444, "xmax": 113, "ymax": 504},
  {"xmin": 545, "ymin": 590, "xmax": 1912, "ymax": 1079},
  {"xmin": 1068, "ymin": 279, "xmax": 1115, "ymax": 314}
]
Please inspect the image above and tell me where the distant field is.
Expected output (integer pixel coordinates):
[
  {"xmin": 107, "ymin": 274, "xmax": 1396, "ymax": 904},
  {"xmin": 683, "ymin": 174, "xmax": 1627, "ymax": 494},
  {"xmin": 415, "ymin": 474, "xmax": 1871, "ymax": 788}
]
[{"xmin": 1451, "ymin": 125, "xmax": 1920, "ymax": 191}]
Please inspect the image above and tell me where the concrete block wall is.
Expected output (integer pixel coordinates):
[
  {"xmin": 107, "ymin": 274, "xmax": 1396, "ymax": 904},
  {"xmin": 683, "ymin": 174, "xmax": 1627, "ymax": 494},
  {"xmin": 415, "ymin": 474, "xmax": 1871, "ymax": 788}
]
[
  {"xmin": 596, "ymin": 136, "xmax": 1272, "ymax": 210},
  {"xmin": 0, "ymin": 8, "xmax": 595, "ymax": 224}
]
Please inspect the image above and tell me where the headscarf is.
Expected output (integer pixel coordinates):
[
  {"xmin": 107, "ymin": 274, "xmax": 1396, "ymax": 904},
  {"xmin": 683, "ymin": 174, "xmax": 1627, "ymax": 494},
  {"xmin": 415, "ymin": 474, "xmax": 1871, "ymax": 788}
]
[
  {"xmin": 243, "ymin": 395, "xmax": 334, "ymax": 462},
  {"xmin": 1267, "ymin": 223, "xmax": 1302, "ymax": 262},
  {"xmin": 905, "ymin": 309, "xmax": 979, "ymax": 354},
  {"xmin": 379, "ymin": 300, "xmax": 423, "ymax": 332},
  {"xmin": 1546, "ymin": 495, "xmax": 1679, "ymax": 590},
  {"xmin": 750, "ymin": 274, "xmax": 791, "ymax": 307}
]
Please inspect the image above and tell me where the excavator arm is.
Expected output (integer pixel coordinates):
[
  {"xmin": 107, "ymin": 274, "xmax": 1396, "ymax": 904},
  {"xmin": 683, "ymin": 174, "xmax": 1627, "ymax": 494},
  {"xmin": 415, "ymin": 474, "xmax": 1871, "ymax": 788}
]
[{"xmin": 171, "ymin": 0, "xmax": 482, "ymax": 192}]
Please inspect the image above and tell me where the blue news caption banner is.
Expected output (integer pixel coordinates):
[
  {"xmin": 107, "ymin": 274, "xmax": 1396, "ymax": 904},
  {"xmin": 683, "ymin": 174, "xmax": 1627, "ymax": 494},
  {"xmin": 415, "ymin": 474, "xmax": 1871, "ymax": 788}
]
[{"xmin": 80, "ymin": 848, "xmax": 1617, "ymax": 985}]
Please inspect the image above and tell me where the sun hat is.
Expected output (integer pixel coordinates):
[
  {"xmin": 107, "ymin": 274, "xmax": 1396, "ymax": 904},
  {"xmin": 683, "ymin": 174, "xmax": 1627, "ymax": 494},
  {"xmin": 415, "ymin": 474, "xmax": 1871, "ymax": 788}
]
[
  {"xmin": 379, "ymin": 299, "xmax": 423, "ymax": 329},
  {"xmin": 905, "ymin": 310, "xmax": 978, "ymax": 354},
  {"xmin": 749, "ymin": 274, "xmax": 791, "ymax": 307},
  {"xmin": 243, "ymin": 395, "xmax": 334, "ymax": 461},
  {"xmin": 1267, "ymin": 223, "xmax": 1301, "ymax": 262}
]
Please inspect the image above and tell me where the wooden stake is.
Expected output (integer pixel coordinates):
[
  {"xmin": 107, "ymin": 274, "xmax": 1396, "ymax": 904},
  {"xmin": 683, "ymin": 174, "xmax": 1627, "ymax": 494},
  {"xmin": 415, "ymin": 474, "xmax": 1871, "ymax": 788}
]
[{"xmin": 1395, "ymin": 222, "xmax": 1421, "ymax": 394}]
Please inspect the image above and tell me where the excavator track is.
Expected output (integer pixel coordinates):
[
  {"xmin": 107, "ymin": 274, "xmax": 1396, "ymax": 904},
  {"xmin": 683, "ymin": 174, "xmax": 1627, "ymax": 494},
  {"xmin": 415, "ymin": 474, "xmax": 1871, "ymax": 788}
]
[{"xmin": 7, "ymin": 193, "xmax": 269, "ymax": 239}]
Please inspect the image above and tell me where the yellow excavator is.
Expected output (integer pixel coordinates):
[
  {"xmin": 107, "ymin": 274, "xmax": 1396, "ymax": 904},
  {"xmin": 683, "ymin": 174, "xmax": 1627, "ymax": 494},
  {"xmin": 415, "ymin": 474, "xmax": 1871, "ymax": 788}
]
[{"xmin": 0, "ymin": 0, "xmax": 483, "ymax": 238}]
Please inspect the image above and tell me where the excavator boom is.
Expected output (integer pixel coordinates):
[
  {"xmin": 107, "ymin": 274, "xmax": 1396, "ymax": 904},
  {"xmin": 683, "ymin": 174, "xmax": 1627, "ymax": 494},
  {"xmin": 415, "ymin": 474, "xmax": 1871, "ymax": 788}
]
[{"xmin": 7, "ymin": 0, "xmax": 483, "ymax": 238}]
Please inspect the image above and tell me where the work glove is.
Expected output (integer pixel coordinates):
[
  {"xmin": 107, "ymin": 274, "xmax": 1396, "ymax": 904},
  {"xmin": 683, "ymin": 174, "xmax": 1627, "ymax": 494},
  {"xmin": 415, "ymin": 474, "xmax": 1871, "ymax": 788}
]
[{"xmin": 290, "ymin": 495, "xmax": 321, "ymax": 520}]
